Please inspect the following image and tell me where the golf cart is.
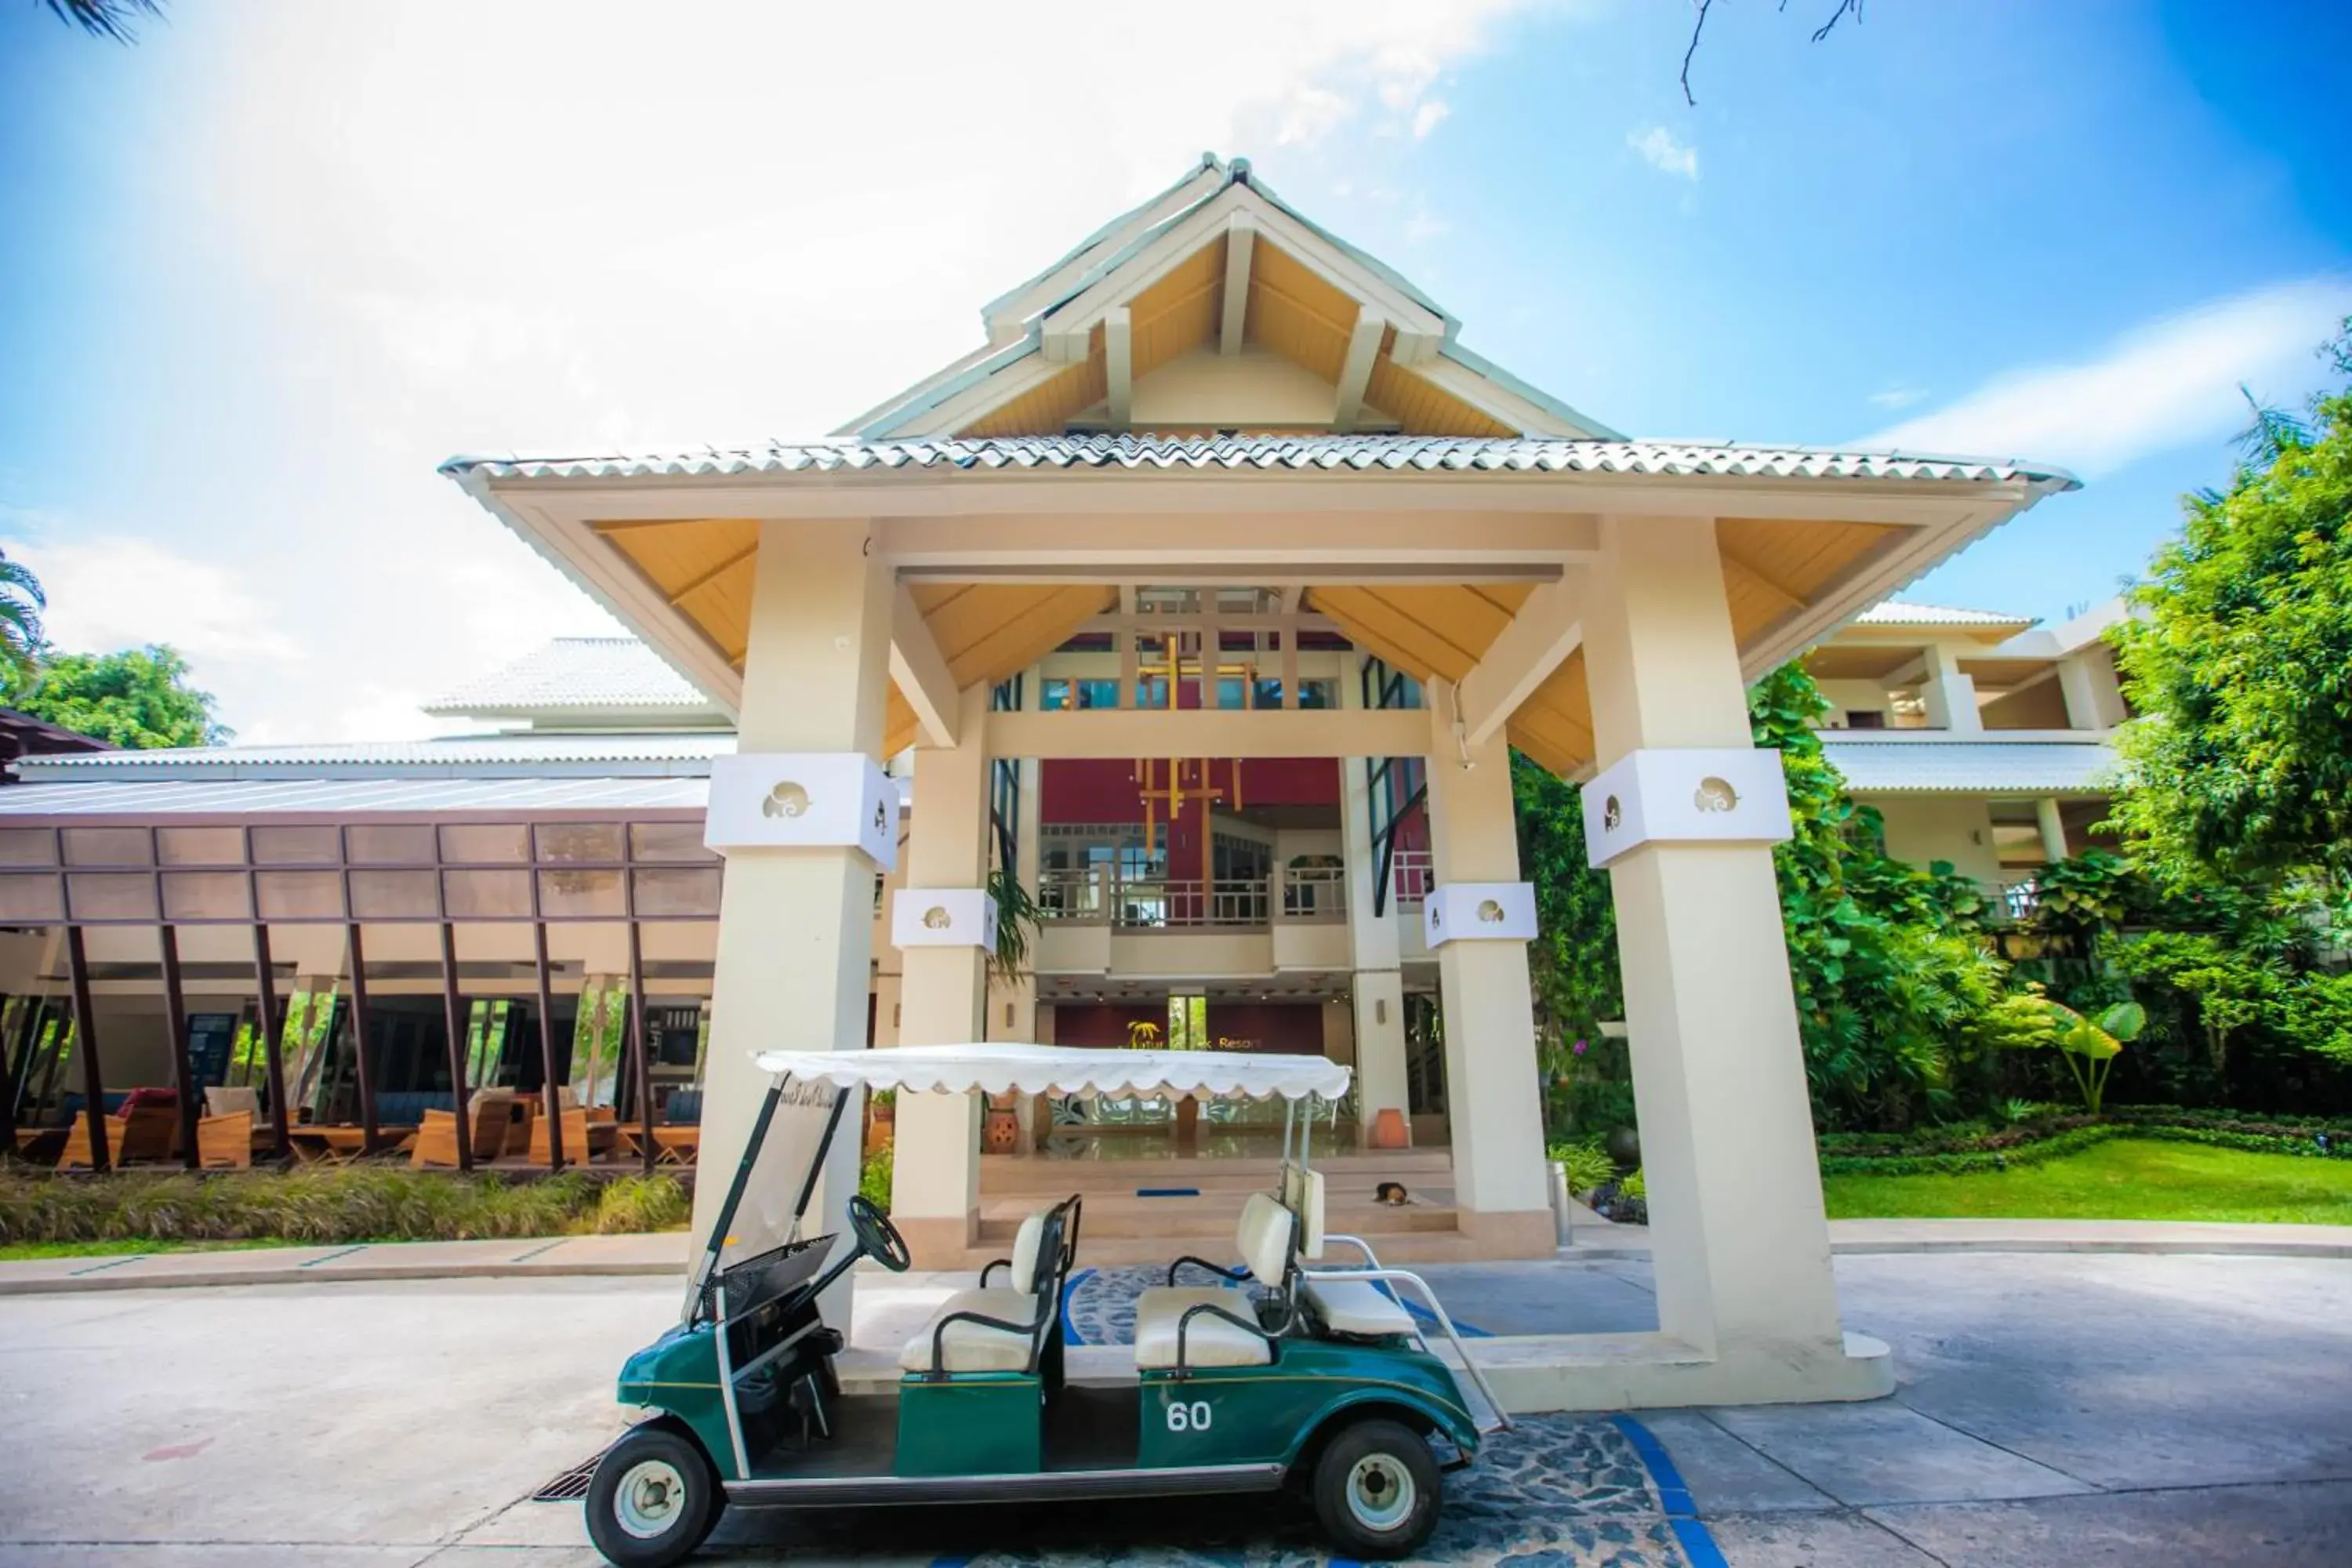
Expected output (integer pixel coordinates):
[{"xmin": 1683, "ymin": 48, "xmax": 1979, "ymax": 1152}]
[{"xmin": 584, "ymin": 1042, "xmax": 1505, "ymax": 1567}]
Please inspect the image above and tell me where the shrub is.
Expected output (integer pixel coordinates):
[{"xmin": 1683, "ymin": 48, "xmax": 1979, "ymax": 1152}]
[
  {"xmin": 1549, "ymin": 1139, "xmax": 1616, "ymax": 1196},
  {"xmin": 0, "ymin": 1167, "xmax": 691, "ymax": 1246},
  {"xmin": 859, "ymin": 1140, "xmax": 894, "ymax": 1214}
]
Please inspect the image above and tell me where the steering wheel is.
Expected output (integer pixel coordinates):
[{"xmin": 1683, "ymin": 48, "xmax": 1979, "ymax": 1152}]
[{"xmin": 847, "ymin": 1193, "xmax": 912, "ymax": 1272}]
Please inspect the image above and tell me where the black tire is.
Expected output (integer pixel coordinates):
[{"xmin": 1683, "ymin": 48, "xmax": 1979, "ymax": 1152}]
[
  {"xmin": 1311, "ymin": 1417, "xmax": 1443, "ymax": 1559},
  {"xmin": 585, "ymin": 1425, "xmax": 720, "ymax": 1568}
]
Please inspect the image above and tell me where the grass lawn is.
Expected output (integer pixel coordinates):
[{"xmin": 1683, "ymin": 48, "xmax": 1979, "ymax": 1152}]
[
  {"xmin": 1823, "ymin": 1138, "xmax": 2352, "ymax": 1225},
  {"xmin": 0, "ymin": 1237, "xmax": 303, "ymax": 1261}
]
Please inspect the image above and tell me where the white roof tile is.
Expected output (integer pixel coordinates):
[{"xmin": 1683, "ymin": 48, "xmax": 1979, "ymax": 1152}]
[
  {"xmin": 0, "ymin": 777, "xmax": 712, "ymax": 818},
  {"xmin": 1854, "ymin": 601, "xmax": 2036, "ymax": 629},
  {"xmin": 423, "ymin": 637, "xmax": 717, "ymax": 716},
  {"xmin": 16, "ymin": 732, "xmax": 735, "ymax": 782},
  {"xmin": 1820, "ymin": 736, "xmax": 2118, "ymax": 795},
  {"xmin": 442, "ymin": 434, "xmax": 2079, "ymax": 488}
]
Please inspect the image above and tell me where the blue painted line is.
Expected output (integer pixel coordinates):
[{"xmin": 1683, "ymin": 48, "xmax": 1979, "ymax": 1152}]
[
  {"xmin": 1611, "ymin": 1415, "xmax": 1728, "ymax": 1568},
  {"xmin": 67, "ymin": 1254, "xmax": 147, "ymax": 1277},
  {"xmin": 1135, "ymin": 1187, "xmax": 1200, "ymax": 1198},
  {"xmin": 297, "ymin": 1245, "xmax": 369, "ymax": 1270},
  {"xmin": 1058, "ymin": 1266, "xmax": 1096, "ymax": 1345},
  {"xmin": 1389, "ymin": 1287, "xmax": 1494, "ymax": 1338}
]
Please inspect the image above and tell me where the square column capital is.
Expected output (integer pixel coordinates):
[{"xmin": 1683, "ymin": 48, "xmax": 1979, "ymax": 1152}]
[
  {"xmin": 891, "ymin": 887, "xmax": 999, "ymax": 949},
  {"xmin": 1423, "ymin": 881, "xmax": 1537, "ymax": 946},
  {"xmin": 1583, "ymin": 747, "xmax": 1792, "ymax": 868},
  {"xmin": 704, "ymin": 752, "xmax": 900, "ymax": 869}
]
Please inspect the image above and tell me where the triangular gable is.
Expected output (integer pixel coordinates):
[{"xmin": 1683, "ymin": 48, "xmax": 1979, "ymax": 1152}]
[{"xmin": 841, "ymin": 156, "xmax": 1620, "ymax": 443}]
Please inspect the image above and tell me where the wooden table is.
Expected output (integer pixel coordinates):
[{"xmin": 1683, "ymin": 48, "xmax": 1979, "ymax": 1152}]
[
  {"xmin": 285, "ymin": 1126, "xmax": 413, "ymax": 1163},
  {"xmin": 648, "ymin": 1127, "xmax": 700, "ymax": 1166}
]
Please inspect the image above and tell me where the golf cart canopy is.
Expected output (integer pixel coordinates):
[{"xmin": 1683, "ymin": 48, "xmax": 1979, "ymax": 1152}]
[{"xmin": 751, "ymin": 1041, "xmax": 1352, "ymax": 1102}]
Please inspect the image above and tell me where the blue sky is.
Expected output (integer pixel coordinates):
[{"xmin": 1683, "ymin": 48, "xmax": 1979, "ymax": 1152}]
[{"xmin": 2, "ymin": 0, "xmax": 2347, "ymax": 741}]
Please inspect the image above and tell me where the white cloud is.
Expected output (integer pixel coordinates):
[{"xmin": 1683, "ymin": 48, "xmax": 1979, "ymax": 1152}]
[
  {"xmin": 1413, "ymin": 100, "xmax": 1453, "ymax": 140},
  {"xmin": 1867, "ymin": 385, "xmax": 1930, "ymax": 411},
  {"xmin": 1627, "ymin": 125, "xmax": 1699, "ymax": 180},
  {"xmin": 1860, "ymin": 277, "xmax": 2352, "ymax": 475},
  {"xmin": 10, "ymin": 532, "xmax": 299, "ymax": 664}
]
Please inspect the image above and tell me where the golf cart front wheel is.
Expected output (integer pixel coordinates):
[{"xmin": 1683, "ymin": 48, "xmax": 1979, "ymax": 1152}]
[
  {"xmin": 1312, "ymin": 1417, "xmax": 1442, "ymax": 1558},
  {"xmin": 586, "ymin": 1425, "xmax": 720, "ymax": 1568}
]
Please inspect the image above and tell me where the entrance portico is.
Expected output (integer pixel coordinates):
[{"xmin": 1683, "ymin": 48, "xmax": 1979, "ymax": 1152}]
[{"xmin": 443, "ymin": 154, "xmax": 2071, "ymax": 1407}]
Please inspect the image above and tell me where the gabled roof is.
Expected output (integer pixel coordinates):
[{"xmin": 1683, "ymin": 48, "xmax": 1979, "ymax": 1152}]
[
  {"xmin": 17, "ymin": 732, "xmax": 735, "ymax": 782},
  {"xmin": 837, "ymin": 154, "xmax": 1621, "ymax": 443},
  {"xmin": 447, "ymin": 434, "xmax": 2076, "ymax": 488},
  {"xmin": 422, "ymin": 637, "xmax": 722, "ymax": 721},
  {"xmin": 1853, "ymin": 601, "xmax": 2038, "ymax": 630}
]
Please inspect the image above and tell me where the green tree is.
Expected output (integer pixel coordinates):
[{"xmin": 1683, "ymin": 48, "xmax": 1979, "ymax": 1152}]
[
  {"xmin": 1512, "ymin": 753, "xmax": 1626, "ymax": 1137},
  {"xmin": 41, "ymin": 0, "xmax": 163, "ymax": 43},
  {"xmin": 11, "ymin": 644, "xmax": 228, "ymax": 749},
  {"xmin": 2111, "ymin": 319, "xmax": 2352, "ymax": 894},
  {"xmin": 0, "ymin": 548, "xmax": 42, "ymax": 684}
]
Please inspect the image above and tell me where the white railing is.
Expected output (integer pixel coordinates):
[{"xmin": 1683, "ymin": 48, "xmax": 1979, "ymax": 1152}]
[
  {"xmin": 1035, "ymin": 866, "xmax": 1352, "ymax": 930},
  {"xmin": 1388, "ymin": 848, "xmax": 1434, "ymax": 911},
  {"xmin": 1035, "ymin": 867, "xmax": 1106, "ymax": 922},
  {"xmin": 1279, "ymin": 865, "xmax": 1348, "ymax": 924},
  {"xmin": 1115, "ymin": 877, "xmax": 1269, "ymax": 928}
]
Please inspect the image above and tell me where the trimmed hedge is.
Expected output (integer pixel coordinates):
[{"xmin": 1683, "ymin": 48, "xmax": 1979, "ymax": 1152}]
[
  {"xmin": 0, "ymin": 1167, "xmax": 691, "ymax": 1245},
  {"xmin": 1816, "ymin": 1106, "xmax": 2352, "ymax": 1178}
]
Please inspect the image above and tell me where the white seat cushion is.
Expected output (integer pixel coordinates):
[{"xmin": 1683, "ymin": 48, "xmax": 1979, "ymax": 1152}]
[
  {"xmin": 1303, "ymin": 1278, "xmax": 1415, "ymax": 1338},
  {"xmin": 898, "ymin": 1287, "xmax": 1040, "ymax": 1374},
  {"xmin": 1133, "ymin": 1286, "xmax": 1272, "ymax": 1370}
]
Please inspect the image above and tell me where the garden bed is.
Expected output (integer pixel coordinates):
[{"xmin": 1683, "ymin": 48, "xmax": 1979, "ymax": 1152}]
[
  {"xmin": 1821, "ymin": 1137, "xmax": 2352, "ymax": 1225},
  {"xmin": 0, "ymin": 1166, "xmax": 691, "ymax": 1249}
]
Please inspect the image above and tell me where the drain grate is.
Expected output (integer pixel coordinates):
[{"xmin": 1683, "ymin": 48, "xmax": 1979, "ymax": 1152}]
[{"xmin": 530, "ymin": 1449, "xmax": 606, "ymax": 1503}]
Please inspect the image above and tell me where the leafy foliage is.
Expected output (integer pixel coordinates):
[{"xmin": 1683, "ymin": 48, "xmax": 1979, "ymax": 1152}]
[
  {"xmin": 42, "ymin": 0, "xmax": 164, "ymax": 43},
  {"xmin": 0, "ymin": 549, "xmax": 43, "ymax": 683},
  {"xmin": 1512, "ymin": 753, "xmax": 1625, "ymax": 1138},
  {"xmin": 2008, "ymin": 998, "xmax": 2144, "ymax": 1115},
  {"xmin": 5, "ymin": 644, "xmax": 227, "ymax": 749},
  {"xmin": 2111, "ymin": 318, "xmax": 2352, "ymax": 893}
]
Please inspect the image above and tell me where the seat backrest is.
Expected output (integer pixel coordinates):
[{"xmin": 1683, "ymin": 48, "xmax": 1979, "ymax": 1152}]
[
  {"xmin": 1288, "ymin": 1167, "xmax": 1327, "ymax": 1261},
  {"xmin": 1011, "ymin": 1210, "xmax": 1049, "ymax": 1292},
  {"xmin": 1236, "ymin": 1191, "xmax": 1296, "ymax": 1288},
  {"xmin": 205, "ymin": 1086, "xmax": 261, "ymax": 1120}
]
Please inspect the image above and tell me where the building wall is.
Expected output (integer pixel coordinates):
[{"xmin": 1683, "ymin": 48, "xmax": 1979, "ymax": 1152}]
[{"xmin": 1867, "ymin": 796, "xmax": 2002, "ymax": 883}]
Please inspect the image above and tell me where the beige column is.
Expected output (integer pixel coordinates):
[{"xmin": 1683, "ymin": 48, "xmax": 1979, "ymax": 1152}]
[
  {"xmin": 2035, "ymin": 797, "xmax": 2069, "ymax": 862},
  {"xmin": 1423, "ymin": 683, "xmax": 1553, "ymax": 1255},
  {"xmin": 1337, "ymin": 751, "xmax": 1410, "ymax": 1142},
  {"xmin": 2056, "ymin": 650, "xmax": 2127, "ymax": 731},
  {"xmin": 890, "ymin": 684, "xmax": 991, "ymax": 1264},
  {"xmin": 1001, "ymin": 753, "xmax": 1043, "ymax": 1149},
  {"xmin": 691, "ymin": 520, "xmax": 894, "ymax": 1306},
  {"xmin": 1583, "ymin": 514, "xmax": 1858, "ymax": 1383},
  {"xmin": 1918, "ymin": 644, "xmax": 1981, "ymax": 733}
]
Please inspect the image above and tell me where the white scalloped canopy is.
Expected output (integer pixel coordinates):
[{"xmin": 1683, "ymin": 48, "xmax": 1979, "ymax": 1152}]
[{"xmin": 752, "ymin": 1042, "xmax": 1351, "ymax": 1102}]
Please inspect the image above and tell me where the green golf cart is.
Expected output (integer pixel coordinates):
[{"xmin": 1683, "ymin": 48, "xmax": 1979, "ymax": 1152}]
[{"xmin": 583, "ymin": 1042, "xmax": 1505, "ymax": 1567}]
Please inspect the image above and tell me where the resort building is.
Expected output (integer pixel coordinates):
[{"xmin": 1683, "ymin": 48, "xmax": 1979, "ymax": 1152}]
[{"xmin": 1, "ymin": 154, "xmax": 2087, "ymax": 1407}]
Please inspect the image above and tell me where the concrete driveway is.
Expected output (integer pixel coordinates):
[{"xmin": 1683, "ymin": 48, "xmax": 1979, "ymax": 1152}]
[{"xmin": 0, "ymin": 1252, "xmax": 2344, "ymax": 1566}]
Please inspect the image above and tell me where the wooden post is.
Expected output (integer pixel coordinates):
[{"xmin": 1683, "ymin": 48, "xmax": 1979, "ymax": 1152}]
[
  {"xmin": 628, "ymin": 920, "xmax": 655, "ymax": 1175},
  {"xmin": 438, "ymin": 923, "xmax": 474, "ymax": 1173},
  {"xmin": 64, "ymin": 927, "xmax": 110, "ymax": 1173},
  {"xmin": 251, "ymin": 926, "xmax": 292, "ymax": 1161},
  {"xmin": 532, "ymin": 921, "xmax": 565, "ymax": 1171},
  {"xmin": 345, "ymin": 923, "xmax": 381, "ymax": 1153},
  {"xmin": 0, "ymin": 993, "xmax": 18, "ymax": 1155},
  {"xmin": 159, "ymin": 926, "xmax": 199, "ymax": 1170}
]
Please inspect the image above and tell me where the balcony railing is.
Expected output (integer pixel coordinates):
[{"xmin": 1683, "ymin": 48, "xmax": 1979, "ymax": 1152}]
[{"xmin": 1033, "ymin": 866, "xmax": 1347, "ymax": 931}]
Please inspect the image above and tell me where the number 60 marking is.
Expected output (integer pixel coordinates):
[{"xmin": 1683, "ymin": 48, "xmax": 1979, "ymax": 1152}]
[{"xmin": 1165, "ymin": 1399, "xmax": 1214, "ymax": 1432}]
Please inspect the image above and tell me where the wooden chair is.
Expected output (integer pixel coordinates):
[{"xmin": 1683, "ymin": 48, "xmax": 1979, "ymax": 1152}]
[
  {"xmin": 196, "ymin": 1112, "xmax": 253, "ymax": 1170},
  {"xmin": 409, "ymin": 1108, "xmax": 463, "ymax": 1169},
  {"xmin": 54, "ymin": 1116, "xmax": 100, "ymax": 1171},
  {"xmin": 115, "ymin": 1105, "xmax": 180, "ymax": 1165},
  {"xmin": 527, "ymin": 1105, "xmax": 590, "ymax": 1167}
]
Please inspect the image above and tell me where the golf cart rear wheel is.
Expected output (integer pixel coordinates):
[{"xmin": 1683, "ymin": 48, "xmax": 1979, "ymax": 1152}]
[
  {"xmin": 586, "ymin": 1425, "xmax": 720, "ymax": 1568},
  {"xmin": 1311, "ymin": 1417, "xmax": 1442, "ymax": 1559}
]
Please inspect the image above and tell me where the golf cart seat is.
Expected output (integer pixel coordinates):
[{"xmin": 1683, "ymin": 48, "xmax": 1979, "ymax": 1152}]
[
  {"xmin": 1301, "ymin": 1278, "xmax": 1415, "ymax": 1338},
  {"xmin": 898, "ymin": 1201, "xmax": 1073, "ymax": 1376},
  {"xmin": 1133, "ymin": 1192, "xmax": 1294, "ymax": 1370}
]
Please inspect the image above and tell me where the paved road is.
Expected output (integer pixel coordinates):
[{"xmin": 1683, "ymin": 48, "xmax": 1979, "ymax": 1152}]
[{"xmin": 0, "ymin": 1254, "xmax": 2344, "ymax": 1566}]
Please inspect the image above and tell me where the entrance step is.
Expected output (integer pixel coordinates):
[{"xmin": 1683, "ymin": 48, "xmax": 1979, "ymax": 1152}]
[{"xmin": 980, "ymin": 1149, "xmax": 1452, "ymax": 1195}]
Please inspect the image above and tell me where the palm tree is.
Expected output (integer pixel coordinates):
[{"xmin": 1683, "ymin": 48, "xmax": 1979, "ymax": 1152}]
[
  {"xmin": 0, "ymin": 549, "xmax": 44, "ymax": 684},
  {"xmin": 42, "ymin": 0, "xmax": 164, "ymax": 43}
]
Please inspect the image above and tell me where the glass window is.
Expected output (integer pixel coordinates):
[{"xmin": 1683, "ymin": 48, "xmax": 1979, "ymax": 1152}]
[
  {"xmin": 633, "ymin": 866, "xmax": 722, "ymax": 918},
  {"xmin": 255, "ymin": 871, "xmax": 344, "ymax": 920},
  {"xmin": 536, "ymin": 823, "xmax": 624, "ymax": 863},
  {"xmin": 1252, "ymin": 677, "xmax": 1284, "ymax": 709},
  {"xmin": 162, "ymin": 872, "xmax": 252, "ymax": 921},
  {"xmin": 0, "ymin": 829, "xmax": 55, "ymax": 866},
  {"xmin": 1077, "ymin": 679, "xmax": 1118, "ymax": 710},
  {"xmin": 1040, "ymin": 677, "xmax": 1073, "ymax": 712},
  {"xmin": 156, "ymin": 827, "xmax": 245, "ymax": 866},
  {"xmin": 1215, "ymin": 676, "xmax": 1248, "ymax": 710},
  {"xmin": 441, "ymin": 869, "xmax": 531, "ymax": 919},
  {"xmin": 1136, "ymin": 675, "xmax": 1169, "ymax": 709},
  {"xmin": 439, "ymin": 823, "xmax": 529, "ymax": 864},
  {"xmin": 539, "ymin": 868, "xmax": 624, "ymax": 918},
  {"xmin": 66, "ymin": 873, "xmax": 158, "ymax": 920},
  {"xmin": 0, "ymin": 873, "xmax": 65, "ymax": 921},
  {"xmin": 62, "ymin": 828, "xmax": 152, "ymax": 866},
  {"xmin": 252, "ymin": 826, "xmax": 339, "ymax": 865},
  {"xmin": 349, "ymin": 869, "xmax": 439, "ymax": 920},
  {"xmin": 629, "ymin": 822, "xmax": 717, "ymax": 862},
  {"xmin": 1297, "ymin": 678, "xmax": 1337, "ymax": 710},
  {"xmin": 346, "ymin": 824, "xmax": 436, "ymax": 865}
]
